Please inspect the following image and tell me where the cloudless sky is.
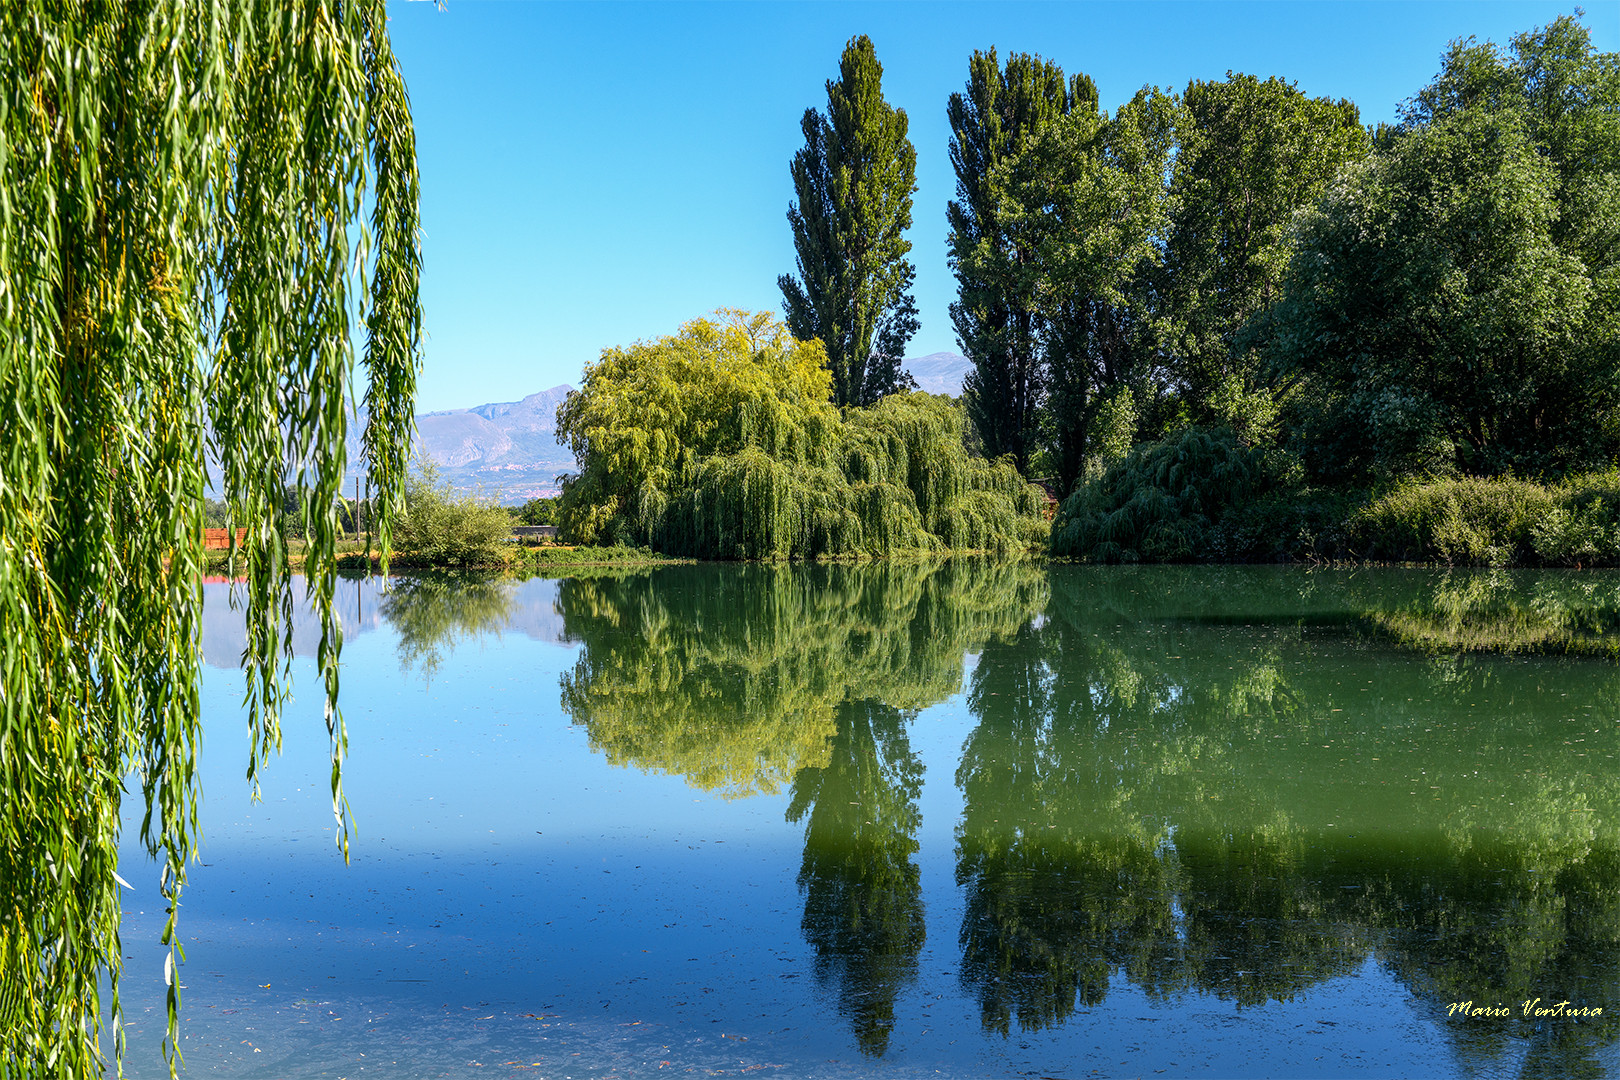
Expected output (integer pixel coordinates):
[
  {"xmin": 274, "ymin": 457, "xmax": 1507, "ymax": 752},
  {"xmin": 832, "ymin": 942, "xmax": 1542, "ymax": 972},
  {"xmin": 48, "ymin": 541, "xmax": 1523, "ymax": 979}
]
[{"xmin": 386, "ymin": 0, "xmax": 1618, "ymax": 413}]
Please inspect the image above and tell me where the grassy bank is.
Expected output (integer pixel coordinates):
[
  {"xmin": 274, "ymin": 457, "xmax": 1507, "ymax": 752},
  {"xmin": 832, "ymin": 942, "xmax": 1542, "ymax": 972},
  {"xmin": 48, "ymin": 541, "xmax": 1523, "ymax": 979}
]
[
  {"xmin": 332, "ymin": 542, "xmax": 689, "ymax": 573},
  {"xmin": 203, "ymin": 540, "xmax": 689, "ymax": 575}
]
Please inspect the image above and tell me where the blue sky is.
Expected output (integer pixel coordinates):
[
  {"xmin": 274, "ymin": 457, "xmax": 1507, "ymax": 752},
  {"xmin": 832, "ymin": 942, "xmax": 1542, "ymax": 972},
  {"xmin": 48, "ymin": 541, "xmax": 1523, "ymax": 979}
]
[{"xmin": 386, "ymin": 0, "xmax": 1618, "ymax": 412}]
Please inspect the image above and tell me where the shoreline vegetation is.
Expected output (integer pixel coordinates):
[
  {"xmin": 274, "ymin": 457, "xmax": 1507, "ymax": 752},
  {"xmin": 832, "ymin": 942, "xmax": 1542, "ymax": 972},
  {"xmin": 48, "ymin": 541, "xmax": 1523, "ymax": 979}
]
[
  {"xmin": 221, "ymin": 14, "xmax": 1616, "ymax": 579},
  {"xmin": 1052, "ymin": 429, "xmax": 1620, "ymax": 569}
]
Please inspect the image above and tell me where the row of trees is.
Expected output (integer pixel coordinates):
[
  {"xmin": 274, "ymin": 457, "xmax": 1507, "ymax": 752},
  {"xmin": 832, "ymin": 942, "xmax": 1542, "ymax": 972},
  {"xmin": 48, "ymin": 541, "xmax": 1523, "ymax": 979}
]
[{"xmin": 781, "ymin": 17, "xmax": 1618, "ymax": 503}]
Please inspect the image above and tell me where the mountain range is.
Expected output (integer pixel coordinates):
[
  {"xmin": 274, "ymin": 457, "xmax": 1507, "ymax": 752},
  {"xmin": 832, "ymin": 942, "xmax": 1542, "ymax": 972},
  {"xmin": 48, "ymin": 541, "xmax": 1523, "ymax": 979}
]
[{"xmin": 413, "ymin": 385, "xmax": 577, "ymax": 501}]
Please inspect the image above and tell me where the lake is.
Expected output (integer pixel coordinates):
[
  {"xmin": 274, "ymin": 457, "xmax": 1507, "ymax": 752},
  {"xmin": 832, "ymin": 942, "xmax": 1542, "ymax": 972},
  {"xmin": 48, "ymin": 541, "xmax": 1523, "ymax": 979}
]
[{"xmin": 114, "ymin": 562, "xmax": 1620, "ymax": 1077}]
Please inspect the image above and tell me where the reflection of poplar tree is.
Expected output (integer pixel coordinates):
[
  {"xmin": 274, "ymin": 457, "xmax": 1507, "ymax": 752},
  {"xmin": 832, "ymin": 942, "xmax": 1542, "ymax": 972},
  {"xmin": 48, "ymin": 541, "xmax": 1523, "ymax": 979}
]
[
  {"xmin": 955, "ymin": 623, "xmax": 1181, "ymax": 1033},
  {"xmin": 787, "ymin": 700, "xmax": 926, "ymax": 1056}
]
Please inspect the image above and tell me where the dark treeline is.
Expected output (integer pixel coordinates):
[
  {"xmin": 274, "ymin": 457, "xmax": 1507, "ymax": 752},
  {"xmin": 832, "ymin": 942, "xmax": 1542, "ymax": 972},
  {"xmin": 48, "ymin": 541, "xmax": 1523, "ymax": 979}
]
[
  {"xmin": 935, "ymin": 15, "xmax": 1614, "ymax": 565},
  {"xmin": 948, "ymin": 16, "xmax": 1616, "ymax": 500}
]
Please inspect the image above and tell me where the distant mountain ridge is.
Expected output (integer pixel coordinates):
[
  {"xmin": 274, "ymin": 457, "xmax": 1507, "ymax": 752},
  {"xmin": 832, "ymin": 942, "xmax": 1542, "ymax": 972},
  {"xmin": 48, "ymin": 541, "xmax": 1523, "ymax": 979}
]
[
  {"xmin": 414, "ymin": 385, "xmax": 576, "ymax": 501},
  {"xmin": 903, "ymin": 351, "xmax": 971, "ymax": 396}
]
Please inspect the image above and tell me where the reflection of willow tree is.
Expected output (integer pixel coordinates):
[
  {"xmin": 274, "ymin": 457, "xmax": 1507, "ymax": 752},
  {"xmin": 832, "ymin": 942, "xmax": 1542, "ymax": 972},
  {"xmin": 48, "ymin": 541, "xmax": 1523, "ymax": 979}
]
[
  {"xmin": 1369, "ymin": 569, "xmax": 1620, "ymax": 658},
  {"xmin": 558, "ymin": 560, "xmax": 1045, "ymax": 1056},
  {"xmin": 557, "ymin": 560, "xmax": 1045, "ymax": 796},
  {"xmin": 378, "ymin": 572, "xmax": 515, "ymax": 681},
  {"xmin": 787, "ymin": 700, "xmax": 926, "ymax": 1056},
  {"xmin": 955, "ymin": 564, "xmax": 1620, "ymax": 1077}
]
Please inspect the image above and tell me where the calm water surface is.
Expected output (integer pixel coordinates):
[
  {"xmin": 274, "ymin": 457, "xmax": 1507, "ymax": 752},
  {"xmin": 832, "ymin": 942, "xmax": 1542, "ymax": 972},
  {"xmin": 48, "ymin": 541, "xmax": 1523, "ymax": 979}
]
[{"xmin": 114, "ymin": 563, "xmax": 1620, "ymax": 1078}]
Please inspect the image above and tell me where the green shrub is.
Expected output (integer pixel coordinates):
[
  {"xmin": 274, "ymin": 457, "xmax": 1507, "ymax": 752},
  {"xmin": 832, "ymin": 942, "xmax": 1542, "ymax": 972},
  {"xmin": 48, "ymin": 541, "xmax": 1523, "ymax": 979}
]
[
  {"xmin": 389, "ymin": 460, "xmax": 513, "ymax": 567},
  {"xmin": 1050, "ymin": 427, "xmax": 1268, "ymax": 561},
  {"xmin": 1352, "ymin": 477, "xmax": 1558, "ymax": 565}
]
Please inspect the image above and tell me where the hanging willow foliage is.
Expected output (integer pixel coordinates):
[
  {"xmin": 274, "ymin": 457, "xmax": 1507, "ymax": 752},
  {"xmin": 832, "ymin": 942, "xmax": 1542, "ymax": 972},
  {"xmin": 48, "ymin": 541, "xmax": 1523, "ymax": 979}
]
[
  {"xmin": 557, "ymin": 311, "xmax": 1048, "ymax": 558},
  {"xmin": 557, "ymin": 560, "xmax": 1049, "ymax": 796},
  {"xmin": 1, "ymin": 4, "xmax": 421, "ymax": 1076}
]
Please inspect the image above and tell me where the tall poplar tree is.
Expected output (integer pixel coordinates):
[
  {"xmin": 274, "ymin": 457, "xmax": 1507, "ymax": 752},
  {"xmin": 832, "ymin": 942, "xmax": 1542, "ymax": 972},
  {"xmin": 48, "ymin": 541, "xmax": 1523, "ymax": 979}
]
[
  {"xmin": 780, "ymin": 35, "xmax": 919, "ymax": 407},
  {"xmin": 1, "ymin": 3, "xmax": 421, "ymax": 1074},
  {"xmin": 947, "ymin": 50, "xmax": 1075, "ymax": 472},
  {"xmin": 975, "ymin": 83, "xmax": 1179, "ymax": 498}
]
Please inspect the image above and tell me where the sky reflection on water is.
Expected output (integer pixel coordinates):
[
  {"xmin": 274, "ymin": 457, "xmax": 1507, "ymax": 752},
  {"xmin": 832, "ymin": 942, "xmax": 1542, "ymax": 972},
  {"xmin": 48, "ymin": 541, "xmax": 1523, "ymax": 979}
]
[{"xmin": 113, "ymin": 564, "xmax": 1620, "ymax": 1078}]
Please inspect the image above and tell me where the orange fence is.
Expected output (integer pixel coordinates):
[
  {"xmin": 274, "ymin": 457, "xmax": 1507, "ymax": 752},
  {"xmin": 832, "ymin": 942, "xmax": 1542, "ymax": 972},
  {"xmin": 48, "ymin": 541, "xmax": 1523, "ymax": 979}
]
[{"xmin": 203, "ymin": 528, "xmax": 248, "ymax": 550}]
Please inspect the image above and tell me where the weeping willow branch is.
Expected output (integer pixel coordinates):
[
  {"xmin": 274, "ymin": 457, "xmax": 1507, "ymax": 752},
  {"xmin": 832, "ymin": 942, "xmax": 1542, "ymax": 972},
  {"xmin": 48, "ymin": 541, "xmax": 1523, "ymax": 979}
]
[
  {"xmin": 0, "ymin": 3, "xmax": 422, "ymax": 1075},
  {"xmin": 556, "ymin": 311, "xmax": 1049, "ymax": 558}
]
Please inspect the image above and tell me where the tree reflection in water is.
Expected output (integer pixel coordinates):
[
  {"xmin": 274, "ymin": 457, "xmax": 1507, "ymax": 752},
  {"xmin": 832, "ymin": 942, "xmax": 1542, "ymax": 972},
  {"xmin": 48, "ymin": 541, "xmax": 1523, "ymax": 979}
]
[
  {"xmin": 556, "ymin": 560, "xmax": 1046, "ymax": 796},
  {"xmin": 787, "ymin": 700, "xmax": 926, "ymax": 1056},
  {"xmin": 953, "ymin": 566, "xmax": 1620, "ymax": 1078},
  {"xmin": 523, "ymin": 561, "xmax": 1620, "ymax": 1071},
  {"xmin": 557, "ymin": 559, "xmax": 1046, "ymax": 1053},
  {"xmin": 378, "ymin": 571, "xmax": 516, "ymax": 681}
]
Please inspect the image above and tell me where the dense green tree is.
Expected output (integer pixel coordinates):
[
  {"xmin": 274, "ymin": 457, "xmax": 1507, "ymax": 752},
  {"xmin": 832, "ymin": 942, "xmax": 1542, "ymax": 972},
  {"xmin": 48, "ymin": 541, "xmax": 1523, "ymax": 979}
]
[
  {"xmin": 515, "ymin": 496, "xmax": 559, "ymax": 526},
  {"xmin": 1268, "ymin": 19, "xmax": 1618, "ymax": 482},
  {"xmin": 554, "ymin": 311, "xmax": 1045, "ymax": 557},
  {"xmin": 0, "ymin": 2, "xmax": 421, "ymax": 1074},
  {"xmin": 1162, "ymin": 74, "xmax": 1368, "ymax": 438},
  {"xmin": 780, "ymin": 35, "xmax": 919, "ymax": 407},
  {"xmin": 946, "ymin": 50, "xmax": 1076, "ymax": 471},
  {"xmin": 993, "ymin": 84, "xmax": 1180, "ymax": 498}
]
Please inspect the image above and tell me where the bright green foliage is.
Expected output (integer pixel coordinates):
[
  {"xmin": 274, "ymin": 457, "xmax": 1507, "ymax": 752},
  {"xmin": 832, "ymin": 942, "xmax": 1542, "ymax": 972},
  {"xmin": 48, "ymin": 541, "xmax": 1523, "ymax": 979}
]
[
  {"xmin": 555, "ymin": 312, "xmax": 1047, "ymax": 558},
  {"xmin": 946, "ymin": 50, "xmax": 1077, "ymax": 471},
  {"xmin": 1162, "ymin": 74, "xmax": 1368, "ymax": 435},
  {"xmin": 1270, "ymin": 17, "xmax": 1620, "ymax": 482},
  {"xmin": 1350, "ymin": 473, "xmax": 1620, "ymax": 568},
  {"xmin": 1353, "ymin": 478, "xmax": 1559, "ymax": 567},
  {"xmin": 0, "ymin": 4, "xmax": 420, "ymax": 1075},
  {"xmin": 780, "ymin": 36, "xmax": 919, "ymax": 407},
  {"xmin": 1050, "ymin": 428, "xmax": 1269, "ymax": 561},
  {"xmin": 389, "ymin": 460, "xmax": 514, "ymax": 568},
  {"xmin": 556, "ymin": 561, "xmax": 1047, "ymax": 799},
  {"xmin": 986, "ymin": 84, "xmax": 1180, "ymax": 498}
]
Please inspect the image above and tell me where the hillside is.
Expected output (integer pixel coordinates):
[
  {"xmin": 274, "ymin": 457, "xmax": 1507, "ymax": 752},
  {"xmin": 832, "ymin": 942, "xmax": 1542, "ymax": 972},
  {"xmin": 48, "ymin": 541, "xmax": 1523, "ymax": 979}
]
[
  {"xmin": 415, "ymin": 385, "xmax": 576, "ymax": 500},
  {"xmin": 903, "ymin": 351, "xmax": 970, "ymax": 396}
]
